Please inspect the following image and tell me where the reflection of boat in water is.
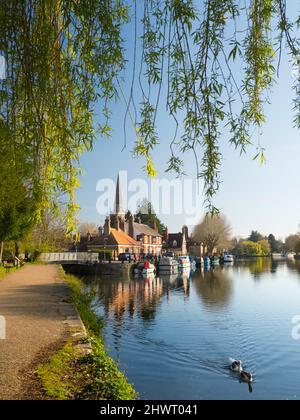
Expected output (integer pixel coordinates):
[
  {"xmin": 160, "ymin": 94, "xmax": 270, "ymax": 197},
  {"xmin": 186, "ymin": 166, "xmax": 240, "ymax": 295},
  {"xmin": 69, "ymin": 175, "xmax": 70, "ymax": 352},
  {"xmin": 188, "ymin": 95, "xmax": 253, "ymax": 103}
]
[
  {"xmin": 272, "ymin": 253, "xmax": 286, "ymax": 261},
  {"xmin": 195, "ymin": 257, "xmax": 204, "ymax": 267},
  {"xmin": 159, "ymin": 257, "xmax": 179, "ymax": 274},
  {"xmin": 178, "ymin": 256, "xmax": 191, "ymax": 270},
  {"xmin": 158, "ymin": 273, "xmax": 179, "ymax": 284},
  {"xmin": 143, "ymin": 273, "xmax": 156, "ymax": 281}
]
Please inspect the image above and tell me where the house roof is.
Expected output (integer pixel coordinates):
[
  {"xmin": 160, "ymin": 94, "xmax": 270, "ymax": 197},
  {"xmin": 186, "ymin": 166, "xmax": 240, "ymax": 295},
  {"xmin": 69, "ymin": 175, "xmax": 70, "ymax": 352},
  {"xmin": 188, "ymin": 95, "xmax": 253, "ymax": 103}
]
[
  {"xmin": 133, "ymin": 222, "xmax": 162, "ymax": 237},
  {"xmin": 88, "ymin": 228, "xmax": 140, "ymax": 247},
  {"xmin": 110, "ymin": 229, "xmax": 140, "ymax": 246}
]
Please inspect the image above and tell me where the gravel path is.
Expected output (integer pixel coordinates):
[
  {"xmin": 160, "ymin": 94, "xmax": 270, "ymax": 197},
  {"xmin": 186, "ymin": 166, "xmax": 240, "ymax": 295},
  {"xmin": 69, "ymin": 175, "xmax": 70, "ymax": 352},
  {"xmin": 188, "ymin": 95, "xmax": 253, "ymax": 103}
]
[{"xmin": 0, "ymin": 265, "xmax": 73, "ymax": 400}]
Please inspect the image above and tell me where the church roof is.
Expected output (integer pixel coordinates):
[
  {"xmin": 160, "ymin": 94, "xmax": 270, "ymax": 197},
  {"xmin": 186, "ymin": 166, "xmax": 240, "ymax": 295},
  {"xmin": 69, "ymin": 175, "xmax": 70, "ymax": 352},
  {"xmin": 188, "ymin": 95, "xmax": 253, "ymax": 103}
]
[{"xmin": 133, "ymin": 222, "xmax": 162, "ymax": 237}]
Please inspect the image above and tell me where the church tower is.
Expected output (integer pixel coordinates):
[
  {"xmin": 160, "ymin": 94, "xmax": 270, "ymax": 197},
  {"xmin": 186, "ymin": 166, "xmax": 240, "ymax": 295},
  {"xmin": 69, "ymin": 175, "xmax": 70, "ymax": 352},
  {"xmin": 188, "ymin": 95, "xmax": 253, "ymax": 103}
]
[{"xmin": 111, "ymin": 173, "xmax": 126, "ymax": 231}]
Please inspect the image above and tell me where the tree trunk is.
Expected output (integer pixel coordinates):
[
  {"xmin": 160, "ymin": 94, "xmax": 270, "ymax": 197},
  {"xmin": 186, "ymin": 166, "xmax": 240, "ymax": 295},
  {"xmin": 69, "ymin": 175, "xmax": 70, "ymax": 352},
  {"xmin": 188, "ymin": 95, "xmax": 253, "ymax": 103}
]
[
  {"xmin": 15, "ymin": 242, "xmax": 19, "ymax": 258},
  {"xmin": 0, "ymin": 241, "xmax": 3, "ymax": 264}
]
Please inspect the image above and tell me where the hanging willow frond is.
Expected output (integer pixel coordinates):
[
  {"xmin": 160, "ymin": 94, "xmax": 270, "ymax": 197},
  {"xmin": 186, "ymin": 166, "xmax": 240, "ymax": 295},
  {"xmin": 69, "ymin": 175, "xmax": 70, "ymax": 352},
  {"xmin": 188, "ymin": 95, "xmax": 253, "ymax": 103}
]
[{"xmin": 0, "ymin": 0, "xmax": 299, "ymax": 233}]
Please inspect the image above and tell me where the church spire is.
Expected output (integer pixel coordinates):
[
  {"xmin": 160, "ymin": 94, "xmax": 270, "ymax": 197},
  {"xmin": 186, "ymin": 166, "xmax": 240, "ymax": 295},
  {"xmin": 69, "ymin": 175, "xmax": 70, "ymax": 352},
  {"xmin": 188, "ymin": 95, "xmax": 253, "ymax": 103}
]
[{"xmin": 115, "ymin": 173, "xmax": 125, "ymax": 216}]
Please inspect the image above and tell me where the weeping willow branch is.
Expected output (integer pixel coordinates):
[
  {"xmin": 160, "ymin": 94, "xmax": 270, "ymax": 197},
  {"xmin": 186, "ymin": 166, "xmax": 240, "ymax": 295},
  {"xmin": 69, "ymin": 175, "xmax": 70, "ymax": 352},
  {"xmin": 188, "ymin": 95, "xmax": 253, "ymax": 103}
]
[{"xmin": 0, "ymin": 0, "xmax": 299, "ymax": 232}]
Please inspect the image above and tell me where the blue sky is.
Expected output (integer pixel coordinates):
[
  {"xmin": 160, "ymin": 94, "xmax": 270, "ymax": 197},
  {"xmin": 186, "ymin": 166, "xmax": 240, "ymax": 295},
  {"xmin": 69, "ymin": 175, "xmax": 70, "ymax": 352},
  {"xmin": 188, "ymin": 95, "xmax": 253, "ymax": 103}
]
[{"xmin": 77, "ymin": 3, "xmax": 300, "ymax": 240}]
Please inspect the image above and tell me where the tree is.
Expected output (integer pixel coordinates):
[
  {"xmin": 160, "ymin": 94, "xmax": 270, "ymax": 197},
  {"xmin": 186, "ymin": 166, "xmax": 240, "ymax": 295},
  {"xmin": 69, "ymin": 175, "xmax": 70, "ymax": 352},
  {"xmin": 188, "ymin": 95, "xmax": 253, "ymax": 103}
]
[
  {"xmin": 21, "ymin": 212, "xmax": 72, "ymax": 255},
  {"xmin": 0, "ymin": 123, "xmax": 36, "ymax": 261},
  {"xmin": 258, "ymin": 239, "xmax": 271, "ymax": 256},
  {"xmin": 295, "ymin": 241, "xmax": 300, "ymax": 255},
  {"xmin": 248, "ymin": 231, "xmax": 264, "ymax": 243},
  {"xmin": 135, "ymin": 199, "xmax": 166, "ymax": 235},
  {"xmin": 234, "ymin": 241, "xmax": 263, "ymax": 257},
  {"xmin": 268, "ymin": 234, "xmax": 283, "ymax": 253},
  {"xmin": 78, "ymin": 222, "xmax": 99, "ymax": 237},
  {"xmin": 0, "ymin": 1, "xmax": 299, "ymax": 232},
  {"xmin": 285, "ymin": 234, "xmax": 300, "ymax": 252},
  {"xmin": 193, "ymin": 214, "xmax": 231, "ymax": 255}
]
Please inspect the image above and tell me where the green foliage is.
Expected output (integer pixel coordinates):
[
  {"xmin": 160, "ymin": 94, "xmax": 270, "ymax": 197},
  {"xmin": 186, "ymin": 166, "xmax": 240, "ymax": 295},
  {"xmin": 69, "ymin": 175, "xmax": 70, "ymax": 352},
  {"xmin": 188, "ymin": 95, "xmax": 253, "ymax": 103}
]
[
  {"xmin": 0, "ymin": 0, "xmax": 129, "ymax": 232},
  {"xmin": 248, "ymin": 230, "xmax": 264, "ymax": 243},
  {"xmin": 235, "ymin": 240, "xmax": 264, "ymax": 257},
  {"xmin": 258, "ymin": 239, "xmax": 271, "ymax": 255},
  {"xmin": 79, "ymin": 336, "xmax": 138, "ymax": 400},
  {"xmin": 37, "ymin": 341, "xmax": 83, "ymax": 400},
  {"xmin": 0, "ymin": 0, "xmax": 299, "ymax": 229}
]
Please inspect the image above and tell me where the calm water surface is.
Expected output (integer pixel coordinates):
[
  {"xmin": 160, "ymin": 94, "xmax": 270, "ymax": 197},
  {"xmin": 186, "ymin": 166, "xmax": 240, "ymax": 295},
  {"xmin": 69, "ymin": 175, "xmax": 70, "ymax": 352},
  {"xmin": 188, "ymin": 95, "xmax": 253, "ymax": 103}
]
[{"xmin": 83, "ymin": 259, "xmax": 300, "ymax": 400}]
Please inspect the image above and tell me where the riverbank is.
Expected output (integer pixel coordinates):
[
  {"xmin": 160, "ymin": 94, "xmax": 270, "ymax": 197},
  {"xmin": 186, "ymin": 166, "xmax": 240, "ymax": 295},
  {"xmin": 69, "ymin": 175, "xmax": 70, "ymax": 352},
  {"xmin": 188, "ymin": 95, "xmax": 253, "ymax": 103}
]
[
  {"xmin": 38, "ymin": 270, "xmax": 137, "ymax": 400},
  {"xmin": 0, "ymin": 264, "xmax": 137, "ymax": 400}
]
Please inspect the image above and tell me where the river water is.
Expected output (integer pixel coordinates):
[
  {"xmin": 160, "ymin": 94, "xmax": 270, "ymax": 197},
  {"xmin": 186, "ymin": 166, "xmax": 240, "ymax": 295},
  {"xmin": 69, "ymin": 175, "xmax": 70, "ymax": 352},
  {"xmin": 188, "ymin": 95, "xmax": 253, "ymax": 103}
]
[{"xmin": 82, "ymin": 259, "xmax": 300, "ymax": 400}]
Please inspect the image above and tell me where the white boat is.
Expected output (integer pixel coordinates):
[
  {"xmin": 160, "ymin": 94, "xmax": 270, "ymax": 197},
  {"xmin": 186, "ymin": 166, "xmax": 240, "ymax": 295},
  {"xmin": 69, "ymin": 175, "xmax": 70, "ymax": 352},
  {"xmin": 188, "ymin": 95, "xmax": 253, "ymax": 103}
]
[
  {"xmin": 134, "ymin": 261, "xmax": 156, "ymax": 276},
  {"xmin": 159, "ymin": 257, "xmax": 179, "ymax": 274},
  {"xmin": 223, "ymin": 254, "xmax": 234, "ymax": 263},
  {"xmin": 286, "ymin": 252, "xmax": 296, "ymax": 260},
  {"xmin": 189, "ymin": 257, "xmax": 197, "ymax": 271},
  {"xmin": 142, "ymin": 261, "xmax": 156, "ymax": 276},
  {"xmin": 178, "ymin": 256, "xmax": 191, "ymax": 270}
]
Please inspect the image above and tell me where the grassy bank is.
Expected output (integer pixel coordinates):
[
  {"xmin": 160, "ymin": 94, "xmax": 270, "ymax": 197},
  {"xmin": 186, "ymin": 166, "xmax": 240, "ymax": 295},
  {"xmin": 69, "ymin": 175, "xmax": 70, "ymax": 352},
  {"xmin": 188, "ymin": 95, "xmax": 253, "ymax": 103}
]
[{"xmin": 37, "ymin": 271, "xmax": 138, "ymax": 400}]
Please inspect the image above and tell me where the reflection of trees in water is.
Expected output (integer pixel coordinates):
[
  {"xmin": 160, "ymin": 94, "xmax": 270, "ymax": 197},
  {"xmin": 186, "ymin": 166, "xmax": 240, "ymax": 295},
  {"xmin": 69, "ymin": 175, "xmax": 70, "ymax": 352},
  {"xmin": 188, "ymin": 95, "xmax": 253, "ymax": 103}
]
[
  {"xmin": 286, "ymin": 259, "xmax": 300, "ymax": 276},
  {"xmin": 193, "ymin": 268, "xmax": 233, "ymax": 309},
  {"xmin": 85, "ymin": 273, "xmax": 192, "ymax": 324},
  {"xmin": 234, "ymin": 258, "xmax": 273, "ymax": 278}
]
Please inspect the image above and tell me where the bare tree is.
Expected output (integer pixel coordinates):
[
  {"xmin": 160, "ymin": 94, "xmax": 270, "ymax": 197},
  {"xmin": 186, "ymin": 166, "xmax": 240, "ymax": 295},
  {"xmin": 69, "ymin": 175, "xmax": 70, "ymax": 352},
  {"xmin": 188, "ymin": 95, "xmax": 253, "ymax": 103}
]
[
  {"xmin": 193, "ymin": 214, "xmax": 232, "ymax": 255},
  {"xmin": 78, "ymin": 222, "xmax": 99, "ymax": 236}
]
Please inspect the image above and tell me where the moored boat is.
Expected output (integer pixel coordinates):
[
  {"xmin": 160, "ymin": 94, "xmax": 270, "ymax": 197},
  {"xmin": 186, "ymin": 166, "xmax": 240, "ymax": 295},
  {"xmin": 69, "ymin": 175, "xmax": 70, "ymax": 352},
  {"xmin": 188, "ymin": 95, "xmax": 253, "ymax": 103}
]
[
  {"xmin": 134, "ymin": 260, "xmax": 156, "ymax": 276},
  {"xmin": 203, "ymin": 256, "xmax": 210, "ymax": 266},
  {"xmin": 159, "ymin": 257, "xmax": 179, "ymax": 274},
  {"xmin": 189, "ymin": 256, "xmax": 197, "ymax": 271},
  {"xmin": 178, "ymin": 256, "xmax": 191, "ymax": 270},
  {"xmin": 223, "ymin": 253, "xmax": 234, "ymax": 263},
  {"xmin": 211, "ymin": 256, "xmax": 220, "ymax": 266}
]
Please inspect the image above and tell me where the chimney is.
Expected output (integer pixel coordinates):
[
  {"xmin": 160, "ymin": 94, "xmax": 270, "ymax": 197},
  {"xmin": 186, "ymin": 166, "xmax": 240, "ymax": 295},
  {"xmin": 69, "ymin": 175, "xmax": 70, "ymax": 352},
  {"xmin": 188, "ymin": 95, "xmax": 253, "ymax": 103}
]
[
  {"xmin": 152, "ymin": 219, "xmax": 157, "ymax": 231},
  {"xmin": 129, "ymin": 213, "xmax": 134, "ymax": 238},
  {"xmin": 119, "ymin": 217, "xmax": 125, "ymax": 232},
  {"xmin": 165, "ymin": 227, "xmax": 169, "ymax": 242},
  {"xmin": 104, "ymin": 216, "xmax": 111, "ymax": 235}
]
